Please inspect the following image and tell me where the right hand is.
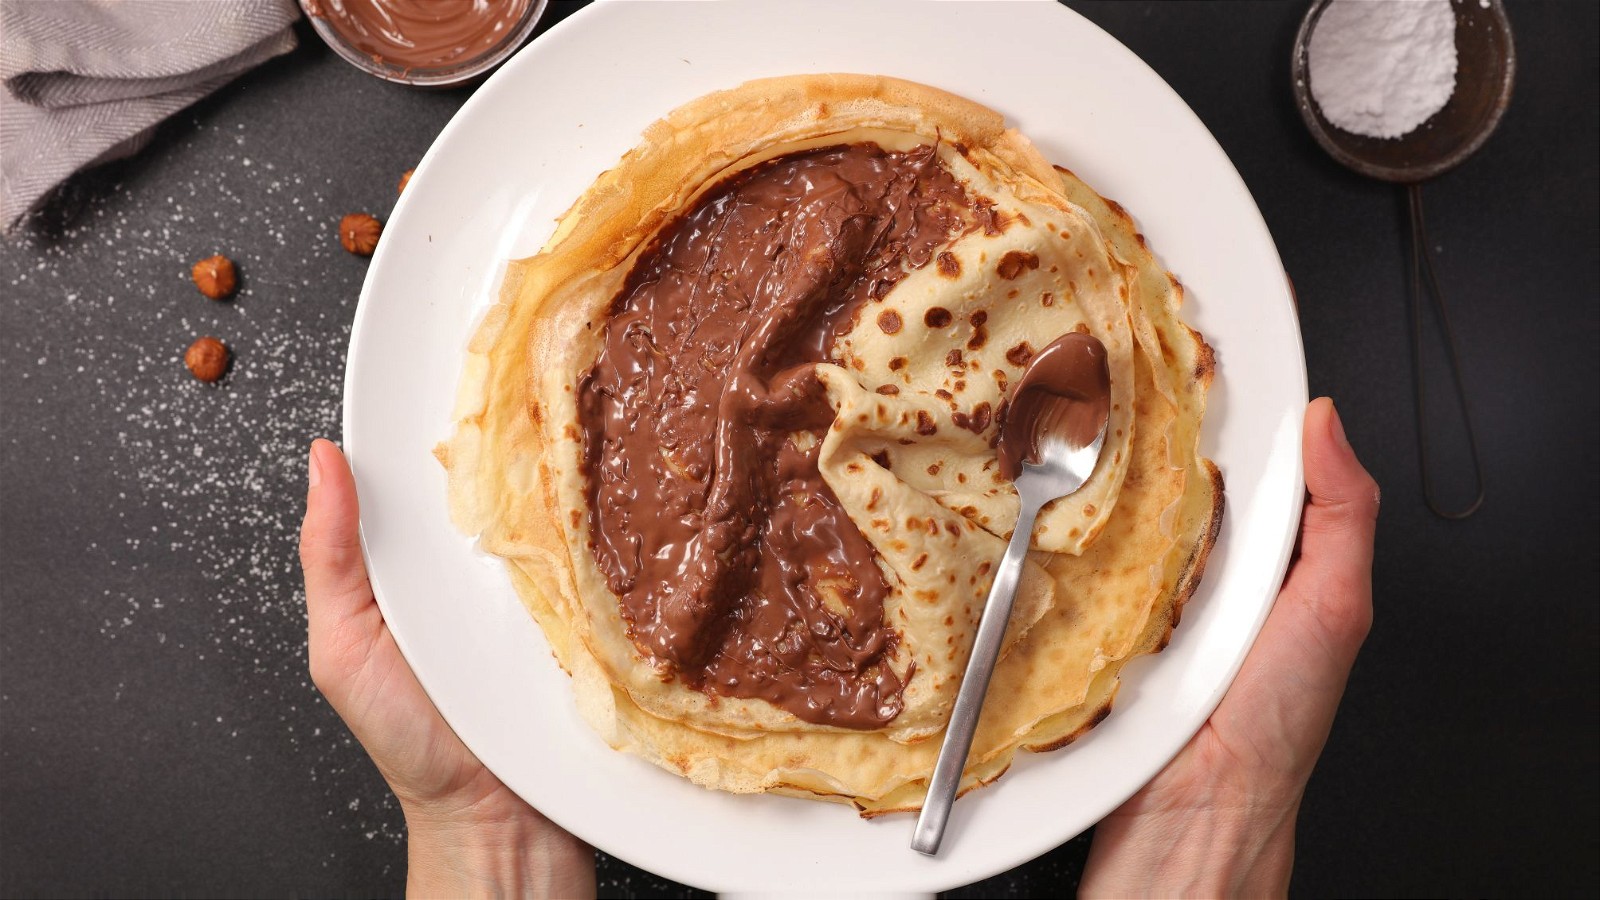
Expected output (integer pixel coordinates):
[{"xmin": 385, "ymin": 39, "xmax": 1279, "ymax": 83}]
[{"xmin": 1081, "ymin": 397, "xmax": 1378, "ymax": 897}]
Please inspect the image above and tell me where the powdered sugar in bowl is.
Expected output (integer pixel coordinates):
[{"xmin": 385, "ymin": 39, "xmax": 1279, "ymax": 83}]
[{"xmin": 1292, "ymin": 0, "xmax": 1514, "ymax": 184}]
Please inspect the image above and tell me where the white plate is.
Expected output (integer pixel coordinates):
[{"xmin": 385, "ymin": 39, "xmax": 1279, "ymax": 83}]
[{"xmin": 343, "ymin": 0, "xmax": 1306, "ymax": 893}]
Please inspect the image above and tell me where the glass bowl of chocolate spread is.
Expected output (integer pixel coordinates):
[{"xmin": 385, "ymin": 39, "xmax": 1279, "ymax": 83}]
[{"xmin": 301, "ymin": 0, "xmax": 547, "ymax": 88}]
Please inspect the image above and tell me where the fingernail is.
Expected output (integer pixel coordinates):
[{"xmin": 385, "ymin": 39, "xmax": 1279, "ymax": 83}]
[
  {"xmin": 308, "ymin": 443, "xmax": 323, "ymax": 489},
  {"xmin": 1328, "ymin": 400, "xmax": 1351, "ymax": 451}
]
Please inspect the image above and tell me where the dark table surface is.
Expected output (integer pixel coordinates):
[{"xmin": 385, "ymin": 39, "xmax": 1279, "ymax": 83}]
[{"xmin": 3, "ymin": 1, "xmax": 1596, "ymax": 896}]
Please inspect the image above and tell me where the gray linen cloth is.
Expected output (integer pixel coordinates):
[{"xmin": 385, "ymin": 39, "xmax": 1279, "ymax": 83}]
[{"xmin": 0, "ymin": 0, "xmax": 301, "ymax": 234}]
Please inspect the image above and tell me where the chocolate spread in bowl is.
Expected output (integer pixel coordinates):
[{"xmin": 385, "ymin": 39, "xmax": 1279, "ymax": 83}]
[
  {"xmin": 579, "ymin": 143, "xmax": 974, "ymax": 729},
  {"xmin": 306, "ymin": 0, "xmax": 532, "ymax": 70}
]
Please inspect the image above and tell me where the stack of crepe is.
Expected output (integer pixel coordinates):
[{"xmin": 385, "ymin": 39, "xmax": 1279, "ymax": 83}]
[{"xmin": 436, "ymin": 74, "xmax": 1222, "ymax": 814}]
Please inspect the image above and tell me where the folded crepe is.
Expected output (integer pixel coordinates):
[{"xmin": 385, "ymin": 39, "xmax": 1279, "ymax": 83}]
[{"xmin": 436, "ymin": 74, "xmax": 1221, "ymax": 813}]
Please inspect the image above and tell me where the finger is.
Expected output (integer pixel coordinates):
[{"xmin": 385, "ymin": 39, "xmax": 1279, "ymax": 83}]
[
  {"xmin": 1205, "ymin": 399, "xmax": 1376, "ymax": 781},
  {"xmin": 299, "ymin": 439, "xmax": 383, "ymax": 698},
  {"xmin": 1283, "ymin": 397, "xmax": 1379, "ymax": 666},
  {"xmin": 1301, "ymin": 396, "xmax": 1380, "ymax": 558}
]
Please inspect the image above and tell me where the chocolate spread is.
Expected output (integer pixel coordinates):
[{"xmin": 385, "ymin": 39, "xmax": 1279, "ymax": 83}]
[
  {"xmin": 307, "ymin": 0, "xmax": 531, "ymax": 69},
  {"xmin": 579, "ymin": 143, "xmax": 973, "ymax": 729},
  {"xmin": 997, "ymin": 333, "xmax": 1111, "ymax": 480}
]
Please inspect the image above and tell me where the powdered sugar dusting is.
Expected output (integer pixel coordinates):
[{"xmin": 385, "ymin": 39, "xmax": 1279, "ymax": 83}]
[{"xmin": 2, "ymin": 111, "xmax": 407, "ymax": 858}]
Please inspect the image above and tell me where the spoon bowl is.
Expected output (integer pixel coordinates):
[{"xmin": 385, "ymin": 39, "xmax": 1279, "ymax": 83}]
[{"xmin": 1292, "ymin": 0, "xmax": 1515, "ymax": 183}]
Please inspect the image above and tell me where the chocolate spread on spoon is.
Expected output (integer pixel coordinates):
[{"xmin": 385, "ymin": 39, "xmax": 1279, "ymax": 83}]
[
  {"xmin": 997, "ymin": 332, "xmax": 1111, "ymax": 481},
  {"xmin": 306, "ymin": 0, "xmax": 531, "ymax": 69},
  {"xmin": 579, "ymin": 143, "xmax": 973, "ymax": 728}
]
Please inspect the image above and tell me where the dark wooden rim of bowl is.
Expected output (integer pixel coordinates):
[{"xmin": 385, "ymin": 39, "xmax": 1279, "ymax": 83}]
[{"xmin": 1292, "ymin": 0, "xmax": 1516, "ymax": 184}]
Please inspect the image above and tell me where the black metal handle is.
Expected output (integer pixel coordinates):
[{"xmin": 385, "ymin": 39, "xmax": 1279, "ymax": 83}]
[{"xmin": 1406, "ymin": 183, "xmax": 1485, "ymax": 519}]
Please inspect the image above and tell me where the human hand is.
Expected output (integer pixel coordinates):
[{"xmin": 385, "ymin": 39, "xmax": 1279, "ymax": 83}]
[
  {"xmin": 1080, "ymin": 397, "xmax": 1379, "ymax": 898},
  {"xmin": 299, "ymin": 438, "xmax": 595, "ymax": 898}
]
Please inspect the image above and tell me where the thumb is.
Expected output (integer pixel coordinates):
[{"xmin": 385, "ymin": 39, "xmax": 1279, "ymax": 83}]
[
  {"xmin": 1203, "ymin": 398, "xmax": 1376, "ymax": 785},
  {"xmin": 299, "ymin": 439, "xmax": 382, "ymax": 704},
  {"xmin": 1301, "ymin": 397, "xmax": 1380, "ymax": 563},
  {"xmin": 1284, "ymin": 397, "xmax": 1379, "ymax": 670}
]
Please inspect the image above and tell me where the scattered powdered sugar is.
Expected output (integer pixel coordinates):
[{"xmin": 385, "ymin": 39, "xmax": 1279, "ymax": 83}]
[
  {"xmin": 1308, "ymin": 0, "xmax": 1458, "ymax": 139},
  {"xmin": 2, "ymin": 112, "xmax": 407, "ymax": 858}
]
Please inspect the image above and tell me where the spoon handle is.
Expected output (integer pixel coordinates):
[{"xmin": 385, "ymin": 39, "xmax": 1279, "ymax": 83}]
[
  {"xmin": 911, "ymin": 496, "xmax": 1043, "ymax": 855},
  {"xmin": 1407, "ymin": 183, "xmax": 1486, "ymax": 519}
]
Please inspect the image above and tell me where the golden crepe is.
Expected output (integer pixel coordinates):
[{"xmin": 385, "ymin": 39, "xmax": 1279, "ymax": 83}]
[{"xmin": 436, "ymin": 74, "xmax": 1221, "ymax": 814}]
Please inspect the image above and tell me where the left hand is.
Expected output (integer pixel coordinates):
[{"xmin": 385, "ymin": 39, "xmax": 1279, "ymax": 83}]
[{"xmin": 299, "ymin": 438, "xmax": 595, "ymax": 898}]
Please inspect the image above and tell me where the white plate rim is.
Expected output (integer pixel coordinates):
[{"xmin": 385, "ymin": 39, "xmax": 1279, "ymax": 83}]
[{"xmin": 341, "ymin": 1, "xmax": 1308, "ymax": 893}]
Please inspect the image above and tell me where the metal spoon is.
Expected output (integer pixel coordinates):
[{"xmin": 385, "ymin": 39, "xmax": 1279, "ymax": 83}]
[
  {"xmin": 1292, "ymin": 0, "xmax": 1515, "ymax": 518},
  {"xmin": 911, "ymin": 334, "xmax": 1111, "ymax": 856}
]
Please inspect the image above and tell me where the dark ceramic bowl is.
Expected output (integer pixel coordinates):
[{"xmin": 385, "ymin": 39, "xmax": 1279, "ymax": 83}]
[{"xmin": 1292, "ymin": 0, "xmax": 1515, "ymax": 183}]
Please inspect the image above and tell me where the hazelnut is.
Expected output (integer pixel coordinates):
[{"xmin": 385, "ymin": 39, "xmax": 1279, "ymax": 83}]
[
  {"xmin": 339, "ymin": 213, "xmax": 382, "ymax": 256},
  {"xmin": 191, "ymin": 254, "xmax": 237, "ymax": 300},
  {"xmin": 184, "ymin": 336, "xmax": 230, "ymax": 383},
  {"xmin": 398, "ymin": 169, "xmax": 414, "ymax": 195}
]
